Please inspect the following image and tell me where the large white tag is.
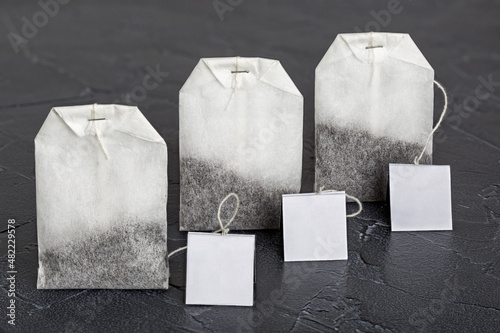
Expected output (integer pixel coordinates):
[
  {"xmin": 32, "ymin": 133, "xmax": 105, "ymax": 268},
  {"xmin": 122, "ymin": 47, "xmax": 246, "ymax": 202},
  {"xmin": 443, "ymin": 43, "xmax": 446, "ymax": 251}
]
[
  {"xmin": 185, "ymin": 232, "xmax": 255, "ymax": 306},
  {"xmin": 282, "ymin": 192, "xmax": 348, "ymax": 262},
  {"xmin": 389, "ymin": 164, "xmax": 453, "ymax": 231}
]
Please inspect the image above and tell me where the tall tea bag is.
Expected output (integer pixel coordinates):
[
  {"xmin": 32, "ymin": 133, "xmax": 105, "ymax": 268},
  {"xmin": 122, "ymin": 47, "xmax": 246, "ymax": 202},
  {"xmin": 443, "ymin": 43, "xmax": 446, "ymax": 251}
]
[
  {"xmin": 315, "ymin": 32, "xmax": 434, "ymax": 201},
  {"xmin": 35, "ymin": 104, "xmax": 169, "ymax": 289},
  {"xmin": 179, "ymin": 57, "xmax": 303, "ymax": 230}
]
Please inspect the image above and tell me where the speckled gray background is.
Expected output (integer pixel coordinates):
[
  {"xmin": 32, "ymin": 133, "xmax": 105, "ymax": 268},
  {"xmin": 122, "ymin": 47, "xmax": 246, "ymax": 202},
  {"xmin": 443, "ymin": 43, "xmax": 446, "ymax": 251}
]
[{"xmin": 0, "ymin": 1, "xmax": 499, "ymax": 332}]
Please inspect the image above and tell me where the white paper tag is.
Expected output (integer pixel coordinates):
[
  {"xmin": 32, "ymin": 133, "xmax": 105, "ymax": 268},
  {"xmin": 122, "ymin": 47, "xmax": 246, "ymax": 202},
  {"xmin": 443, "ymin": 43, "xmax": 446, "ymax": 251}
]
[
  {"xmin": 282, "ymin": 192, "xmax": 348, "ymax": 262},
  {"xmin": 389, "ymin": 164, "xmax": 453, "ymax": 231},
  {"xmin": 185, "ymin": 232, "xmax": 255, "ymax": 306}
]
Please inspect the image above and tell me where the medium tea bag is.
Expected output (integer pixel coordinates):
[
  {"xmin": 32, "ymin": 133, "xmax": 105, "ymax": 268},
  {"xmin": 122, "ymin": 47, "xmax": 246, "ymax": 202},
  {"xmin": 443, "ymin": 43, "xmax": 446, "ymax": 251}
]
[
  {"xmin": 35, "ymin": 104, "xmax": 169, "ymax": 289},
  {"xmin": 315, "ymin": 32, "xmax": 434, "ymax": 201},
  {"xmin": 179, "ymin": 57, "xmax": 303, "ymax": 230}
]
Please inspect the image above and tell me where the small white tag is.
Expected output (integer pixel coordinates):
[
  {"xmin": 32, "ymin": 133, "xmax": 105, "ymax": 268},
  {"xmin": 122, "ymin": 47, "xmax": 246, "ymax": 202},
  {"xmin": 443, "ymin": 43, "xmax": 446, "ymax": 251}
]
[
  {"xmin": 389, "ymin": 164, "xmax": 453, "ymax": 231},
  {"xmin": 282, "ymin": 192, "xmax": 348, "ymax": 262},
  {"xmin": 185, "ymin": 232, "xmax": 255, "ymax": 306}
]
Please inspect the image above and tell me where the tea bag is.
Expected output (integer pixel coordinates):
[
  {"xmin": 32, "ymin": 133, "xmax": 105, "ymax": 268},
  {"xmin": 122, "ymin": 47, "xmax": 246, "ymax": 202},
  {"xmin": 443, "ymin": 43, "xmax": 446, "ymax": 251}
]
[
  {"xmin": 35, "ymin": 104, "xmax": 169, "ymax": 289},
  {"xmin": 315, "ymin": 32, "xmax": 434, "ymax": 201},
  {"xmin": 179, "ymin": 57, "xmax": 303, "ymax": 230}
]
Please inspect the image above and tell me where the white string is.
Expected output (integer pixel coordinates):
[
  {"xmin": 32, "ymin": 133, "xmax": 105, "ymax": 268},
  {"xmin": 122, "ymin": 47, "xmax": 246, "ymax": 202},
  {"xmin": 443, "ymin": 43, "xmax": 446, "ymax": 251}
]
[
  {"xmin": 92, "ymin": 103, "xmax": 109, "ymax": 159},
  {"xmin": 224, "ymin": 56, "xmax": 240, "ymax": 111},
  {"xmin": 168, "ymin": 193, "xmax": 240, "ymax": 258},
  {"xmin": 216, "ymin": 192, "xmax": 240, "ymax": 235},
  {"xmin": 167, "ymin": 246, "xmax": 186, "ymax": 258},
  {"xmin": 414, "ymin": 80, "xmax": 448, "ymax": 165},
  {"xmin": 317, "ymin": 186, "xmax": 363, "ymax": 218},
  {"xmin": 369, "ymin": 31, "xmax": 374, "ymax": 64}
]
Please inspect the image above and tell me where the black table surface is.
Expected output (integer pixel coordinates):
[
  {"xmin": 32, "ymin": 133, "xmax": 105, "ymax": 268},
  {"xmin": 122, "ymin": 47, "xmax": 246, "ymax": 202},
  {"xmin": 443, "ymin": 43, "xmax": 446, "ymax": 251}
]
[{"xmin": 1, "ymin": 1, "xmax": 499, "ymax": 332}]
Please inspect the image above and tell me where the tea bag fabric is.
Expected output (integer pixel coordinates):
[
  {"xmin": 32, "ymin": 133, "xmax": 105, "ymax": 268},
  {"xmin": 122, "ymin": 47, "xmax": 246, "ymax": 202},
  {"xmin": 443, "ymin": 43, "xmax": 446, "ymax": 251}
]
[
  {"xmin": 179, "ymin": 57, "xmax": 303, "ymax": 230},
  {"xmin": 315, "ymin": 32, "xmax": 434, "ymax": 201},
  {"xmin": 35, "ymin": 104, "xmax": 169, "ymax": 289}
]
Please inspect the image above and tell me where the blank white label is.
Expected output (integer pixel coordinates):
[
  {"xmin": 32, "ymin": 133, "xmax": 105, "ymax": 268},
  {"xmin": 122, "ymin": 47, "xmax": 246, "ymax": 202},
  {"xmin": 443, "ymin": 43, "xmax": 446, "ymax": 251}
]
[
  {"xmin": 389, "ymin": 164, "xmax": 453, "ymax": 231},
  {"xmin": 185, "ymin": 232, "xmax": 255, "ymax": 306},
  {"xmin": 282, "ymin": 192, "xmax": 348, "ymax": 262}
]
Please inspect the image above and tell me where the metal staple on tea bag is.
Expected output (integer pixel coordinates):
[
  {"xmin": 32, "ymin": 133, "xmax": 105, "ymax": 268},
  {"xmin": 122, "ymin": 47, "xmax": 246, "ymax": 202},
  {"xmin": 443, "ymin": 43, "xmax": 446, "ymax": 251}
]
[{"xmin": 366, "ymin": 31, "xmax": 384, "ymax": 49}]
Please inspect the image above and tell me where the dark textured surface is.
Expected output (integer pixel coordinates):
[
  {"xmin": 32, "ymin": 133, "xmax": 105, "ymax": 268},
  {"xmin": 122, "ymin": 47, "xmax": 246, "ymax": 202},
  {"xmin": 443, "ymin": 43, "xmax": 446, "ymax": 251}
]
[
  {"xmin": 180, "ymin": 157, "xmax": 287, "ymax": 231},
  {"xmin": 38, "ymin": 222, "xmax": 168, "ymax": 290},
  {"xmin": 0, "ymin": 1, "xmax": 499, "ymax": 332},
  {"xmin": 315, "ymin": 124, "xmax": 431, "ymax": 202}
]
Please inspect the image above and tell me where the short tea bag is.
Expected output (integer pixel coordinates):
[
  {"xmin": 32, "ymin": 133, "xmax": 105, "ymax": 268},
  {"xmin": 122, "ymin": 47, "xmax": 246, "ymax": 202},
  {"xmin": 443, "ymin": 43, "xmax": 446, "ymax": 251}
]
[
  {"xmin": 282, "ymin": 191, "xmax": 351, "ymax": 262},
  {"xmin": 35, "ymin": 104, "xmax": 169, "ymax": 289},
  {"xmin": 185, "ymin": 232, "xmax": 255, "ymax": 306},
  {"xmin": 389, "ymin": 165, "xmax": 452, "ymax": 232},
  {"xmin": 179, "ymin": 57, "xmax": 303, "ymax": 230},
  {"xmin": 315, "ymin": 32, "xmax": 434, "ymax": 201}
]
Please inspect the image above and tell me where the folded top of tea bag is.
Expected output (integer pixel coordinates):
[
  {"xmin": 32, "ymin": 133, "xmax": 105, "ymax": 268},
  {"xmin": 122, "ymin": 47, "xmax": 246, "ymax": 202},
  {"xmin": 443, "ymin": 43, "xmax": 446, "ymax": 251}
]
[
  {"xmin": 51, "ymin": 104, "xmax": 164, "ymax": 143},
  {"xmin": 181, "ymin": 57, "xmax": 301, "ymax": 95},
  {"xmin": 318, "ymin": 32, "xmax": 433, "ymax": 69}
]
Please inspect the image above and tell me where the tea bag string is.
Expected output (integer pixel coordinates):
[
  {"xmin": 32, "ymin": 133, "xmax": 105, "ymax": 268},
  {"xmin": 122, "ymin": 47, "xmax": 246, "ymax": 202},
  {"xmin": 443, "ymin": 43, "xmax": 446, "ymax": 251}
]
[
  {"xmin": 216, "ymin": 192, "xmax": 240, "ymax": 235},
  {"xmin": 317, "ymin": 186, "xmax": 363, "ymax": 218},
  {"xmin": 224, "ymin": 56, "xmax": 240, "ymax": 111},
  {"xmin": 91, "ymin": 103, "xmax": 109, "ymax": 159},
  {"xmin": 414, "ymin": 80, "xmax": 448, "ymax": 165},
  {"xmin": 168, "ymin": 193, "xmax": 240, "ymax": 258}
]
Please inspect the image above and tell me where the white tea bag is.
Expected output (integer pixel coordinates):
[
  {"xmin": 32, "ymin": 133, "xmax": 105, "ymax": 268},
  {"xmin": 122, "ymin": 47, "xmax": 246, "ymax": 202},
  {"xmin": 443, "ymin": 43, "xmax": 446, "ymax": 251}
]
[
  {"xmin": 35, "ymin": 104, "xmax": 169, "ymax": 289},
  {"xmin": 185, "ymin": 232, "xmax": 255, "ymax": 306},
  {"xmin": 179, "ymin": 57, "xmax": 303, "ymax": 230},
  {"xmin": 282, "ymin": 191, "xmax": 348, "ymax": 261},
  {"xmin": 315, "ymin": 32, "xmax": 434, "ymax": 201},
  {"xmin": 389, "ymin": 164, "xmax": 452, "ymax": 231}
]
